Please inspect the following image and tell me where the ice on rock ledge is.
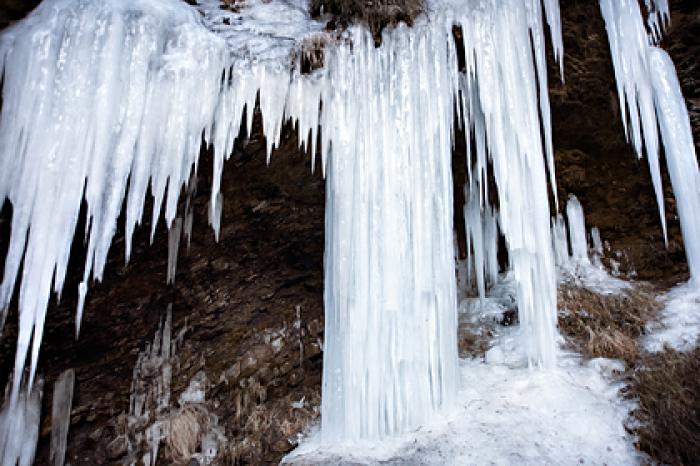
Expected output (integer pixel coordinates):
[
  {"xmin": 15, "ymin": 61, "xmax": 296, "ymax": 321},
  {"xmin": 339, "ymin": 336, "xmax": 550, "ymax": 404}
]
[{"xmin": 553, "ymin": 195, "xmax": 629, "ymax": 295}]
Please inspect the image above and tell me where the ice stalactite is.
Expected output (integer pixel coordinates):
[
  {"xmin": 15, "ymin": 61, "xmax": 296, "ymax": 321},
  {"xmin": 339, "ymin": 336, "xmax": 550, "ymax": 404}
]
[
  {"xmin": 566, "ymin": 195, "xmax": 590, "ymax": 265},
  {"xmin": 600, "ymin": 0, "xmax": 700, "ymax": 282},
  {"xmin": 0, "ymin": 0, "xmax": 230, "ymax": 416},
  {"xmin": 554, "ymin": 195, "xmax": 596, "ymax": 271}
]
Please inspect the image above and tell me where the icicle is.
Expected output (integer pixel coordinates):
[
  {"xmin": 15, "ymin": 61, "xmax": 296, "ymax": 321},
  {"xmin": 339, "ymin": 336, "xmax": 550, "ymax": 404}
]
[
  {"xmin": 600, "ymin": 0, "xmax": 700, "ymax": 281},
  {"xmin": 208, "ymin": 193, "xmax": 223, "ymax": 242},
  {"xmin": 321, "ymin": 22, "xmax": 459, "ymax": 442},
  {"xmin": 464, "ymin": 178, "xmax": 500, "ymax": 301},
  {"xmin": 648, "ymin": 48, "xmax": 700, "ymax": 280},
  {"xmin": 599, "ymin": 0, "xmax": 668, "ymax": 245},
  {"xmin": 167, "ymin": 218, "xmax": 183, "ymax": 285},
  {"xmin": 566, "ymin": 195, "xmax": 590, "ymax": 264},
  {"xmin": 455, "ymin": 0, "xmax": 561, "ymax": 368},
  {"xmin": 50, "ymin": 369, "xmax": 75, "ymax": 466},
  {"xmin": 591, "ymin": 227, "xmax": 603, "ymax": 256},
  {"xmin": 0, "ymin": 378, "xmax": 43, "ymax": 466},
  {"xmin": 551, "ymin": 214, "xmax": 569, "ymax": 267}
]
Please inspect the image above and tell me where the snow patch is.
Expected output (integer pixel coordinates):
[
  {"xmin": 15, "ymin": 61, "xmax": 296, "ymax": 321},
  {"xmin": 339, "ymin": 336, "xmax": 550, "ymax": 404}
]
[{"xmin": 645, "ymin": 282, "xmax": 700, "ymax": 352}]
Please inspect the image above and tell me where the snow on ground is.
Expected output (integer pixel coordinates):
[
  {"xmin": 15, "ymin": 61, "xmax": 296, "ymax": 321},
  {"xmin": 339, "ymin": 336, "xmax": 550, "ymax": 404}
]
[
  {"xmin": 557, "ymin": 260, "xmax": 631, "ymax": 296},
  {"xmin": 645, "ymin": 281, "xmax": 700, "ymax": 352},
  {"xmin": 285, "ymin": 279, "xmax": 644, "ymax": 465},
  {"xmin": 285, "ymin": 336, "xmax": 642, "ymax": 465}
]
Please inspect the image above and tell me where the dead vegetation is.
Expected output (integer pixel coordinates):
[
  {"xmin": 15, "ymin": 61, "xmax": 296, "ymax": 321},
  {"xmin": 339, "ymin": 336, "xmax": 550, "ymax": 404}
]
[
  {"xmin": 310, "ymin": 0, "xmax": 425, "ymax": 38},
  {"xmin": 559, "ymin": 282, "xmax": 700, "ymax": 465},
  {"xmin": 558, "ymin": 284, "xmax": 660, "ymax": 363},
  {"xmin": 625, "ymin": 347, "xmax": 700, "ymax": 465}
]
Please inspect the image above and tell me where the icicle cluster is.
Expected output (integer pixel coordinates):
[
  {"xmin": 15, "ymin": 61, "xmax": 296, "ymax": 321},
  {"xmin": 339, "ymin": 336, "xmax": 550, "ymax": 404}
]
[
  {"xmin": 0, "ymin": 1, "xmax": 230, "ymax": 412},
  {"xmin": 452, "ymin": 0, "xmax": 563, "ymax": 368},
  {"xmin": 600, "ymin": 0, "xmax": 700, "ymax": 281},
  {"xmin": 464, "ymin": 179, "xmax": 499, "ymax": 303}
]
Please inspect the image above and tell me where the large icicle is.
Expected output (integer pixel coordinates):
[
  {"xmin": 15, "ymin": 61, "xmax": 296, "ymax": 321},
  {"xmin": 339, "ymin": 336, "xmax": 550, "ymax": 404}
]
[
  {"xmin": 454, "ymin": 0, "xmax": 560, "ymax": 368},
  {"xmin": 600, "ymin": 0, "xmax": 700, "ymax": 281},
  {"xmin": 320, "ymin": 23, "xmax": 460, "ymax": 441}
]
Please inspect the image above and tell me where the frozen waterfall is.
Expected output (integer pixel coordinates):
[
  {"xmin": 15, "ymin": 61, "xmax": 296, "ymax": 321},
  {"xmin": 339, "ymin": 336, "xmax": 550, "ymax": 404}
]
[{"xmin": 0, "ymin": 0, "xmax": 697, "ymax": 461}]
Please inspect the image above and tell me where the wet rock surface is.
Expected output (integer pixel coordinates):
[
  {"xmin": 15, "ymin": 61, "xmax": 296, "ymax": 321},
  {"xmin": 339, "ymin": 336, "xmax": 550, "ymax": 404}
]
[{"xmin": 0, "ymin": 1, "xmax": 697, "ymax": 464}]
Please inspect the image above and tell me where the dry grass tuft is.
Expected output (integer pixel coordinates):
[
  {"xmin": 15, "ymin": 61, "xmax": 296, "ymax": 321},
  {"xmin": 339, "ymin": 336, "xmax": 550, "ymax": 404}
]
[
  {"xmin": 625, "ymin": 347, "xmax": 700, "ymax": 465},
  {"xmin": 558, "ymin": 284, "xmax": 660, "ymax": 363},
  {"xmin": 167, "ymin": 405, "xmax": 208, "ymax": 465},
  {"xmin": 310, "ymin": 0, "xmax": 425, "ymax": 37}
]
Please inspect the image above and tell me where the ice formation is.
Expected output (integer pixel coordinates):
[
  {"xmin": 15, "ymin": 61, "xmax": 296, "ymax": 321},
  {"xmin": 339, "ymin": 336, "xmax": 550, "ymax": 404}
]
[
  {"xmin": 49, "ymin": 369, "xmax": 75, "ymax": 466},
  {"xmin": 464, "ymin": 179, "xmax": 499, "ymax": 302},
  {"xmin": 452, "ymin": 0, "xmax": 563, "ymax": 369},
  {"xmin": 0, "ymin": 0, "xmax": 697, "ymax": 459},
  {"xmin": 0, "ymin": 0, "xmax": 567, "ymax": 449},
  {"xmin": 600, "ymin": 0, "xmax": 700, "ymax": 281},
  {"xmin": 552, "ymin": 195, "xmax": 630, "ymax": 295},
  {"xmin": 0, "ymin": 379, "xmax": 42, "ymax": 466},
  {"xmin": 320, "ymin": 23, "xmax": 461, "ymax": 441}
]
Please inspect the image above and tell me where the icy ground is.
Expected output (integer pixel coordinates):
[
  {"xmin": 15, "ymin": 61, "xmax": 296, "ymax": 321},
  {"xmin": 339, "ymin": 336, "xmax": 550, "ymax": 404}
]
[
  {"xmin": 285, "ymin": 279, "xmax": 644, "ymax": 465},
  {"xmin": 286, "ymin": 340, "xmax": 642, "ymax": 465},
  {"xmin": 645, "ymin": 281, "xmax": 700, "ymax": 352}
]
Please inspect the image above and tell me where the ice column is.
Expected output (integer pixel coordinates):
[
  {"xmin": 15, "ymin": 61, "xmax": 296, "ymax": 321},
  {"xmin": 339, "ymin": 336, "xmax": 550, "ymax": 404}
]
[
  {"xmin": 454, "ymin": 0, "xmax": 561, "ymax": 368},
  {"xmin": 464, "ymin": 179, "xmax": 500, "ymax": 301},
  {"xmin": 321, "ymin": 23, "xmax": 459, "ymax": 441}
]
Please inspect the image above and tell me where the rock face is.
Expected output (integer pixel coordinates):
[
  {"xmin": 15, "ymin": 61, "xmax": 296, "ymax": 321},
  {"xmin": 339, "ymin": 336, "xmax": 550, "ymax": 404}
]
[{"xmin": 0, "ymin": 1, "xmax": 697, "ymax": 464}]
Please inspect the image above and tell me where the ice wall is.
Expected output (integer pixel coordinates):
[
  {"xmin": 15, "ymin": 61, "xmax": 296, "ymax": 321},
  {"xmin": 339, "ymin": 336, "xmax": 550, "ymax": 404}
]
[{"xmin": 600, "ymin": 0, "xmax": 700, "ymax": 282}]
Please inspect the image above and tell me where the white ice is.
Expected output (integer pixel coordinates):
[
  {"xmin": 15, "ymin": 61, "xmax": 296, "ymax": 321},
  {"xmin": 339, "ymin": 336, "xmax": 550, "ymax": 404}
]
[
  {"xmin": 0, "ymin": 0, "xmax": 567, "ymax": 449},
  {"xmin": 645, "ymin": 281, "xmax": 700, "ymax": 353},
  {"xmin": 5, "ymin": 0, "xmax": 694, "ymax": 459},
  {"xmin": 554, "ymin": 195, "xmax": 630, "ymax": 295}
]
